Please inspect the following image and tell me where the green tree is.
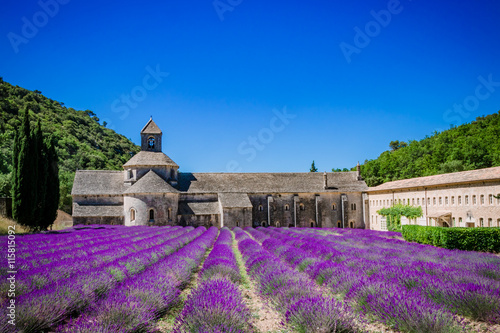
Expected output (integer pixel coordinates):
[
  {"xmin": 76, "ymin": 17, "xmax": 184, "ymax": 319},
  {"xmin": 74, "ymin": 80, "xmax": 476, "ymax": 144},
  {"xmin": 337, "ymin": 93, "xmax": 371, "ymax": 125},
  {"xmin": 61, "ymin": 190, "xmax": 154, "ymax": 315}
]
[
  {"xmin": 12, "ymin": 108, "xmax": 59, "ymax": 231},
  {"xmin": 377, "ymin": 204, "xmax": 423, "ymax": 232},
  {"xmin": 310, "ymin": 160, "xmax": 318, "ymax": 172}
]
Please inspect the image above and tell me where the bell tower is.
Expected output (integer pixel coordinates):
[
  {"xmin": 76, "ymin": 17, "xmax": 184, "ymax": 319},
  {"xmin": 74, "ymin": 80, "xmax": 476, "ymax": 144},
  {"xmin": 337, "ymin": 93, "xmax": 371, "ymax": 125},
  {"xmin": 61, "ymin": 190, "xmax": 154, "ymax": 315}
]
[{"xmin": 141, "ymin": 117, "xmax": 162, "ymax": 152}]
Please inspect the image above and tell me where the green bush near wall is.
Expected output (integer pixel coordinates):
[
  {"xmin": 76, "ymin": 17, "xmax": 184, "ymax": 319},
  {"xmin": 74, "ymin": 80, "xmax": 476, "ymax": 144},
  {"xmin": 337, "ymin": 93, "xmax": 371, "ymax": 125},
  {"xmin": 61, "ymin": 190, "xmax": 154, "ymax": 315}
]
[{"xmin": 402, "ymin": 225, "xmax": 500, "ymax": 253}]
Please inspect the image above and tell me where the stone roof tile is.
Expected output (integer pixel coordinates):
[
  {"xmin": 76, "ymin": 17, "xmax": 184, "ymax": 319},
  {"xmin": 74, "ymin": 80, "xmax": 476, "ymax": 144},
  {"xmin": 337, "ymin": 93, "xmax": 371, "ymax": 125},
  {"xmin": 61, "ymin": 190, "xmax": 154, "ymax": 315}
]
[
  {"xmin": 73, "ymin": 203, "xmax": 124, "ymax": 217},
  {"xmin": 72, "ymin": 171, "xmax": 126, "ymax": 196},
  {"xmin": 178, "ymin": 201, "xmax": 220, "ymax": 215},
  {"xmin": 141, "ymin": 118, "xmax": 162, "ymax": 134},
  {"xmin": 124, "ymin": 170, "xmax": 178, "ymax": 194},
  {"xmin": 218, "ymin": 193, "xmax": 253, "ymax": 208},
  {"xmin": 123, "ymin": 151, "xmax": 178, "ymax": 167}
]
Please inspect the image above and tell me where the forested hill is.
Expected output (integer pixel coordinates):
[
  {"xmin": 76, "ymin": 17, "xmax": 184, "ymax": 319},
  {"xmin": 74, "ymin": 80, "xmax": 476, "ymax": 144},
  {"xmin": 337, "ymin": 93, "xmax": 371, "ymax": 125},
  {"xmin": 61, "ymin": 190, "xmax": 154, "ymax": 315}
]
[
  {"xmin": 0, "ymin": 78, "xmax": 140, "ymax": 211},
  {"xmin": 360, "ymin": 112, "xmax": 500, "ymax": 187}
]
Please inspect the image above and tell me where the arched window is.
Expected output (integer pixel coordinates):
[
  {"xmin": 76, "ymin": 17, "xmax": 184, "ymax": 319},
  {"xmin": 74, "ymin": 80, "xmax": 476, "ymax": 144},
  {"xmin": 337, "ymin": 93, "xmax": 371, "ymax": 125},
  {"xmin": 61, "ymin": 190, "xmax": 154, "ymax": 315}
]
[
  {"xmin": 236, "ymin": 221, "xmax": 240, "ymax": 227},
  {"xmin": 337, "ymin": 220, "xmax": 342, "ymax": 228},
  {"xmin": 465, "ymin": 195, "xmax": 469, "ymax": 205},
  {"xmin": 488, "ymin": 218, "xmax": 492, "ymax": 227},
  {"xmin": 473, "ymin": 195, "xmax": 477, "ymax": 205},
  {"xmin": 349, "ymin": 221, "xmax": 354, "ymax": 228},
  {"xmin": 170, "ymin": 168, "xmax": 175, "ymax": 180},
  {"xmin": 332, "ymin": 203, "xmax": 336, "ymax": 210},
  {"xmin": 147, "ymin": 136, "xmax": 155, "ymax": 149},
  {"xmin": 310, "ymin": 222, "xmax": 314, "ymax": 228},
  {"xmin": 149, "ymin": 209, "xmax": 155, "ymax": 221},
  {"xmin": 276, "ymin": 221, "xmax": 280, "ymax": 227},
  {"xmin": 167, "ymin": 208, "xmax": 172, "ymax": 220},
  {"xmin": 261, "ymin": 222, "xmax": 267, "ymax": 227},
  {"xmin": 258, "ymin": 205, "xmax": 264, "ymax": 211},
  {"xmin": 351, "ymin": 203, "xmax": 356, "ymax": 211},
  {"xmin": 299, "ymin": 204, "xmax": 305, "ymax": 211},
  {"xmin": 284, "ymin": 204, "xmax": 290, "ymax": 211},
  {"xmin": 130, "ymin": 209, "xmax": 136, "ymax": 222},
  {"xmin": 480, "ymin": 195, "xmax": 484, "ymax": 205},
  {"xmin": 480, "ymin": 218, "xmax": 484, "ymax": 227}
]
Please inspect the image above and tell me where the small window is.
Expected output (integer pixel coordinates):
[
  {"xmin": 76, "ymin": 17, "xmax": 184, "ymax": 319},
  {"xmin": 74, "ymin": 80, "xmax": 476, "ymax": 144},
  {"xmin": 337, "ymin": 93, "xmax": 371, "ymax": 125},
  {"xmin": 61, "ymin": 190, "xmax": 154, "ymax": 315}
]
[
  {"xmin": 351, "ymin": 203, "xmax": 356, "ymax": 211},
  {"xmin": 130, "ymin": 209, "xmax": 136, "ymax": 222},
  {"xmin": 337, "ymin": 221, "xmax": 342, "ymax": 228},
  {"xmin": 451, "ymin": 196, "xmax": 455, "ymax": 205},
  {"xmin": 412, "ymin": 198, "xmax": 415, "ymax": 205},
  {"xmin": 489, "ymin": 194, "xmax": 493, "ymax": 204},
  {"xmin": 258, "ymin": 205, "xmax": 264, "ymax": 211},
  {"xmin": 458, "ymin": 196, "xmax": 462, "ymax": 205},
  {"xmin": 276, "ymin": 221, "xmax": 280, "ymax": 227},
  {"xmin": 465, "ymin": 196, "xmax": 469, "ymax": 205},
  {"xmin": 459, "ymin": 217, "xmax": 463, "ymax": 226},
  {"xmin": 403, "ymin": 199, "xmax": 406, "ymax": 205},
  {"xmin": 310, "ymin": 222, "xmax": 314, "ymax": 228},
  {"xmin": 427, "ymin": 198, "xmax": 430, "ymax": 205},
  {"xmin": 285, "ymin": 204, "xmax": 290, "ymax": 211},
  {"xmin": 147, "ymin": 136, "xmax": 155, "ymax": 149},
  {"xmin": 445, "ymin": 197, "xmax": 448, "ymax": 205},
  {"xmin": 488, "ymin": 218, "xmax": 492, "ymax": 227},
  {"xmin": 168, "ymin": 208, "xmax": 172, "ymax": 220},
  {"xmin": 149, "ymin": 209, "xmax": 155, "ymax": 221},
  {"xmin": 300, "ymin": 204, "xmax": 305, "ymax": 211},
  {"xmin": 332, "ymin": 203, "xmax": 337, "ymax": 211},
  {"xmin": 452, "ymin": 217, "xmax": 455, "ymax": 227},
  {"xmin": 480, "ymin": 218, "xmax": 484, "ymax": 227},
  {"xmin": 473, "ymin": 195, "xmax": 476, "ymax": 205},
  {"xmin": 439, "ymin": 197, "xmax": 442, "ymax": 205},
  {"xmin": 127, "ymin": 169, "xmax": 133, "ymax": 179},
  {"xmin": 261, "ymin": 222, "xmax": 267, "ymax": 227},
  {"xmin": 236, "ymin": 221, "xmax": 240, "ymax": 227},
  {"xmin": 480, "ymin": 195, "xmax": 484, "ymax": 205},
  {"xmin": 433, "ymin": 197, "xmax": 436, "ymax": 205},
  {"xmin": 349, "ymin": 221, "xmax": 354, "ymax": 228},
  {"xmin": 497, "ymin": 219, "xmax": 500, "ymax": 227},
  {"xmin": 170, "ymin": 168, "xmax": 175, "ymax": 180},
  {"xmin": 417, "ymin": 198, "xmax": 420, "ymax": 205}
]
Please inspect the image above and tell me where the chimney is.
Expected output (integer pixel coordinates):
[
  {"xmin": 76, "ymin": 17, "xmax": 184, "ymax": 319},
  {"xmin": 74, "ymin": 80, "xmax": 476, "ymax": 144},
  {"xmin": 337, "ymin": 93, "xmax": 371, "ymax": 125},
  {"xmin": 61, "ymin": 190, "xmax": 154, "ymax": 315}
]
[
  {"xmin": 323, "ymin": 171, "xmax": 328, "ymax": 189},
  {"xmin": 356, "ymin": 162, "xmax": 363, "ymax": 180}
]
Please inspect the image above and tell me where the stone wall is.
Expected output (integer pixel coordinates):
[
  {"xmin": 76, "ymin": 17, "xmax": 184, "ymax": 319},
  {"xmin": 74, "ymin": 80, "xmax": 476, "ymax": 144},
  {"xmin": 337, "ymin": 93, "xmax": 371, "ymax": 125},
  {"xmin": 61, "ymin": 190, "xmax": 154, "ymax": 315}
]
[
  {"xmin": 124, "ymin": 193, "xmax": 179, "ymax": 226},
  {"xmin": 73, "ymin": 216, "xmax": 124, "ymax": 225}
]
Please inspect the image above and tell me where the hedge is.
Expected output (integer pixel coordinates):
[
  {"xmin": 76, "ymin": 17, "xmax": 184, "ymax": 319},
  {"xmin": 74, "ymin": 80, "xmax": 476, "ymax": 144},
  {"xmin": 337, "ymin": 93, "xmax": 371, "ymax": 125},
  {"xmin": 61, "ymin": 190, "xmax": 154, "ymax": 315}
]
[{"xmin": 401, "ymin": 225, "xmax": 500, "ymax": 253}]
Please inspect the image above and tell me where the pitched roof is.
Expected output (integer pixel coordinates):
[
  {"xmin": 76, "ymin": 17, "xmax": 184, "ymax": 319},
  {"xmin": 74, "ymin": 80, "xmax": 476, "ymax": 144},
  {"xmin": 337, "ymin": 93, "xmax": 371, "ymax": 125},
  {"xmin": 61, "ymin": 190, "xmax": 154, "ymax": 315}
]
[
  {"xmin": 218, "ymin": 193, "xmax": 253, "ymax": 208},
  {"xmin": 141, "ymin": 118, "xmax": 162, "ymax": 134},
  {"xmin": 72, "ymin": 171, "xmax": 126, "ymax": 196},
  {"xmin": 123, "ymin": 151, "xmax": 178, "ymax": 167},
  {"xmin": 177, "ymin": 172, "xmax": 367, "ymax": 194},
  {"xmin": 125, "ymin": 170, "xmax": 178, "ymax": 194},
  {"xmin": 367, "ymin": 166, "xmax": 500, "ymax": 192},
  {"xmin": 73, "ymin": 203, "xmax": 124, "ymax": 217},
  {"xmin": 178, "ymin": 201, "xmax": 220, "ymax": 215}
]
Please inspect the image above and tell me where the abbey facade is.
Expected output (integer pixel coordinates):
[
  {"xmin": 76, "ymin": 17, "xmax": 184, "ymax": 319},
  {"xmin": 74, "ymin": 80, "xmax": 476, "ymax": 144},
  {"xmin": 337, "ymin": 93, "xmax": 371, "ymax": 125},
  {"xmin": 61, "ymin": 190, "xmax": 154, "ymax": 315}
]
[{"xmin": 72, "ymin": 119, "xmax": 369, "ymax": 229}]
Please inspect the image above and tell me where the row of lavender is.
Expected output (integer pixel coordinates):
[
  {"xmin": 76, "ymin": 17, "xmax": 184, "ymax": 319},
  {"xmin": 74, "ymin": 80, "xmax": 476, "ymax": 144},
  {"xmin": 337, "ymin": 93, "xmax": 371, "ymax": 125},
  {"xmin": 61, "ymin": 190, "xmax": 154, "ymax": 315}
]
[
  {"xmin": 175, "ymin": 227, "xmax": 252, "ymax": 332},
  {"xmin": 58, "ymin": 226, "xmax": 219, "ymax": 332},
  {"xmin": 235, "ymin": 227, "xmax": 360, "ymax": 332},
  {"xmin": 260, "ymin": 227, "xmax": 500, "ymax": 332},
  {"xmin": 1, "ymin": 226, "xmax": 212, "ymax": 332},
  {"xmin": 1, "ymin": 226, "xmax": 184, "ymax": 297}
]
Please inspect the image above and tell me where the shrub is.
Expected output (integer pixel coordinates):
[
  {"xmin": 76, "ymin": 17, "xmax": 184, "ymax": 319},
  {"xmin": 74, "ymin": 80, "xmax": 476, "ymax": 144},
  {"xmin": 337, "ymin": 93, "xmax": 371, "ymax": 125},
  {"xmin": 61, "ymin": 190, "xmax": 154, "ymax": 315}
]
[{"xmin": 402, "ymin": 225, "xmax": 500, "ymax": 253}]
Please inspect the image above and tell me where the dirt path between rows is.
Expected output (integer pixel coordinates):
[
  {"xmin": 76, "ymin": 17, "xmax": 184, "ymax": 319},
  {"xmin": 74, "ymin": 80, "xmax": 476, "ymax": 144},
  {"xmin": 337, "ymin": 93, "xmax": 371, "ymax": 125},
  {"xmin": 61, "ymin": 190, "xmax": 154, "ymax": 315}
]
[{"xmin": 232, "ymin": 233, "xmax": 291, "ymax": 333}]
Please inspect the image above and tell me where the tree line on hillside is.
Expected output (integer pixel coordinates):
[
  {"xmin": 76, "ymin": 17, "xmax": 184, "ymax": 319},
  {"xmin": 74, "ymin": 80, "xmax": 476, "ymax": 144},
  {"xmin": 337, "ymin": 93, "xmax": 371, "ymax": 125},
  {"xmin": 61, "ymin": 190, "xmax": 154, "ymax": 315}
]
[
  {"xmin": 308, "ymin": 112, "xmax": 500, "ymax": 186},
  {"xmin": 0, "ymin": 78, "xmax": 140, "ymax": 213},
  {"xmin": 360, "ymin": 113, "xmax": 500, "ymax": 187}
]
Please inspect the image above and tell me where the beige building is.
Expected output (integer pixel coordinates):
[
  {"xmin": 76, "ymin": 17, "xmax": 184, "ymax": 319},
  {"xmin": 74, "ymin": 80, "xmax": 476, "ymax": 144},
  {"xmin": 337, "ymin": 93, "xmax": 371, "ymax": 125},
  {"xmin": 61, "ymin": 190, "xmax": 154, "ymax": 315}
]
[{"xmin": 367, "ymin": 167, "xmax": 500, "ymax": 230}]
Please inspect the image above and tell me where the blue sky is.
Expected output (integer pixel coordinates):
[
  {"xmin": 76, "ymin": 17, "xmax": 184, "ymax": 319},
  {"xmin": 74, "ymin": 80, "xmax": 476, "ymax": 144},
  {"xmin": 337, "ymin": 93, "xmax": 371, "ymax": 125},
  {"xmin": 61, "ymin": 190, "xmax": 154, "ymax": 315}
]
[{"xmin": 1, "ymin": 0, "xmax": 500, "ymax": 173}]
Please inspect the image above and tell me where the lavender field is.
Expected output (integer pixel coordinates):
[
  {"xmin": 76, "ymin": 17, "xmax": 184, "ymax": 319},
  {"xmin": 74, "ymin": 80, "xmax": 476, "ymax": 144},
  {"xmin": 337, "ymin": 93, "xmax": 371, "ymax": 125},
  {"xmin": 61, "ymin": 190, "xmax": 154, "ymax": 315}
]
[{"xmin": 1, "ymin": 225, "xmax": 500, "ymax": 332}]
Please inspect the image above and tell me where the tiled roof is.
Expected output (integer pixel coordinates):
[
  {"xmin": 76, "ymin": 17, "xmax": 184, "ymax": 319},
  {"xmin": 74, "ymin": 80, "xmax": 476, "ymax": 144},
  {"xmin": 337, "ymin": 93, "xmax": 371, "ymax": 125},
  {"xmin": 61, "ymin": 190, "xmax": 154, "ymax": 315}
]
[
  {"xmin": 73, "ymin": 203, "xmax": 123, "ymax": 217},
  {"xmin": 141, "ymin": 118, "xmax": 162, "ymax": 134},
  {"xmin": 177, "ymin": 172, "xmax": 367, "ymax": 194},
  {"xmin": 178, "ymin": 201, "xmax": 220, "ymax": 215},
  {"xmin": 124, "ymin": 170, "xmax": 178, "ymax": 194},
  {"xmin": 368, "ymin": 166, "xmax": 500, "ymax": 192},
  {"xmin": 72, "ymin": 171, "xmax": 126, "ymax": 196},
  {"xmin": 123, "ymin": 151, "xmax": 178, "ymax": 167},
  {"xmin": 218, "ymin": 193, "xmax": 253, "ymax": 208}
]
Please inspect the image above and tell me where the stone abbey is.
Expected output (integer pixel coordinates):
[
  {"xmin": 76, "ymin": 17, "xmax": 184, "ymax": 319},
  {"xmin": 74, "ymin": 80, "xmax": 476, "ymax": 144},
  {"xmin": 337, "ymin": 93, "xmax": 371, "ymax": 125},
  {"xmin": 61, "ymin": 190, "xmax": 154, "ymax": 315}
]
[{"xmin": 72, "ymin": 118, "xmax": 500, "ymax": 230}]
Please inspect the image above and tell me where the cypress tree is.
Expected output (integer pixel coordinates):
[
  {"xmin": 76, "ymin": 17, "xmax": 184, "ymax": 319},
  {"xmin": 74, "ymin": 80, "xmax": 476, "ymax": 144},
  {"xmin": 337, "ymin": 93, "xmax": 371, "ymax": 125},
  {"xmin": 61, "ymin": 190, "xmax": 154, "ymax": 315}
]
[
  {"xmin": 12, "ymin": 108, "xmax": 59, "ymax": 231},
  {"xmin": 34, "ymin": 119, "xmax": 47, "ymax": 227},
  {"xmin": 41, "ymin": 137, "xmax": 59, "ymax": 229}
]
